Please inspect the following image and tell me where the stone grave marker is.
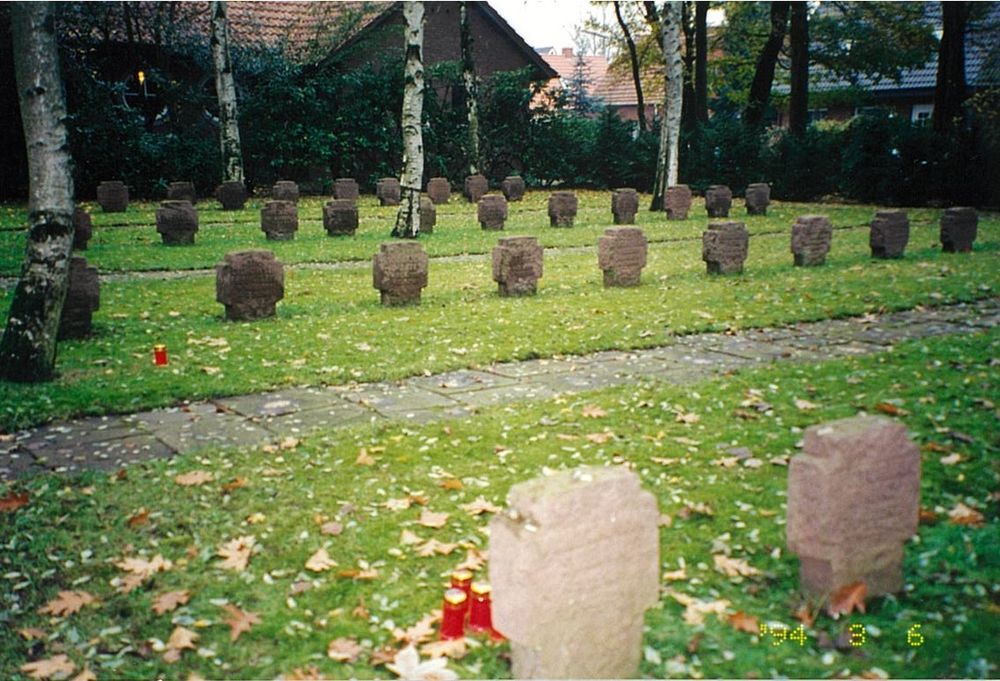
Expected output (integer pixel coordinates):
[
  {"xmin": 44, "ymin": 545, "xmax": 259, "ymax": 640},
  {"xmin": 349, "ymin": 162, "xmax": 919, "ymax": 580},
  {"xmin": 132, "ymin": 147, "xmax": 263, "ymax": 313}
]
[
  {"xmin": 705, "ymin": 185, "xmax": 732, "ymax": 218},
  {"xmin": 598, "ymin": 227, "xmax": 647, "ymax": 287},
  {"xmin": 72, "ymin": 207, "xmax": 92, "ymax": 251},
  {"xmin": 216, "ymin": 250, "xmax": 285, "ymax": 321},
  {"xmin": 665, "ymin": 184, "xmax": 692, "ymax": 220},
  {"xmin": 745, "ymin": 183, "xmax": 770, "ymax": 215},
  {"xmin": 502, "ymin": 175, "xmax": 525, "ymax": 201},
  {"xmin": 478, "ymin": 195, "xmax": 508, "ymax": 230},
  {"xmin": 96, "ymin": 181, "xmax": 128, "ymax": 213},
  {"xmin": 57, "ymin": 256, "xmax": 100, "ymax": 340},
  {"xmin": 940, "ymin": 207, "xmax": 978, "ymax": 253},
  {"xmin": 376, "ymin": 178, "xmax": 401, "ymax": 206},
  {"xmin": 167, "ymin": 181, "xmax": 197, "ymax": 205},
  {"xmin": 373, "ymin": 242, "xmax": 429, "ymax": 305},
  {"xmin": 216, "ymin": 180, "xmax": 247, "ymax": 210},
  {"xmin": 261, "ymin": 200, "xmax": 298, "ymax": 241},
  {"xmin": 869, "ymin": 210, "xmax": 909, "ymax": 259},
  {"xmin": 156, "ymin": 200, "xmax": 199, "ymax": 245},
  {"xmin": 787, "ymin": 415, "xmax": 919, "ymax": 597},
  {"xmin": 489, "ymin": 467, "xmax": 659, "ymax": 679},
  {"xmin": 611, "ymin": 188, "xmax": 639, "ymax": 225},
  {"xmin": 465, "ymin": 174, "xmax": 488, "ymax": 203},
  {"xmin": 420, "ymin": 196, "xmax": 436, "ymax": 234},
  {"xmin": 334, "ymin": 178, "xmax": 359, "ymax": 202},
  {"xmin": 427, "ymin": 177, "xmax": 451, "ymax": 204},
  {"xmin": 548, "ymin": 191, "xmax": 578, "ymax": 227},
  {"xmin": 791, "ymin": 214, "xmax": 833, "ymax": 266},
  {"xmin": 702, "ymin": 221, "xmax": 748, "ymax": 274},
  {"xmin": 272, "ymin": 180, "xmax": 300, "ymax": 203},
  {"xmin": 492, "ymin": 236, "xmax": 543, "ymax": 296},
  {"xmin": 323, "ymin": 199, "xmax": 358, "ymax": 236}
]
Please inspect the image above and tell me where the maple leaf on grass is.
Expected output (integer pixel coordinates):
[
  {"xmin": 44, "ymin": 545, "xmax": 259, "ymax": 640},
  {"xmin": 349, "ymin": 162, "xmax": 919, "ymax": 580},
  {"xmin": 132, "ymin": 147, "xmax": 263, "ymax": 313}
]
[
  {"xmin": 461, "ymin": 496, "xmax": 501, "ymax": 516},
  {"xmin": 305, "ymin": 548, "xmax": 338, "ymax": 572},
  {"xmin": 666, "ymin": 589, "xmax": 731, "ymax": 626},
  {"xmin": 355, "ymin": 448, "xmax": 376, "ymax": 466},
  {"xmin": 439, "ymin": 478, "xmax": 463, "ymax": 491},
  {"xmin": 370, "ymin": 647, "xmax": 399, "ymax": 667},
  {"xmin": 127, "ymin": 508, "xmax": 150, "ymax": 528},
  {"xmin": 794, "ymin": 398, "xmax": 819, "ymax": 411},
  {"xmin": 320, "ymin": 521, "xmax": 343, "ymax": 536},
  {"xmin": 0, "ymin": 489, "xmax": 29, "ymax": 512},
  {"xmin": 71, "ymin": 667, "xmax": 96, "ymax": 681},
  {"xmin": 827, "ymin": 581, "xmax": 867, "ymax": 619},
  {"xmin": 38, "ymin": 590, "xmax": 97, "ymax": 617},
  {"xmin": 217, "ymin": 535, "xmax": 256, "ymax": 571},
  {"xmin": 174, "ymin": 470, "xmax": 214, "ymax": 486},
  {"xmin": 728, "ymin": 611, "xmax": 759, "ymax": 634},
  {"xmin": 221, "ymin": 603, "xmax": 261, "ymax": 642},
  {"xmin": 400, "ymin": 529, "xmax": 424, "ymax": 545},
  {"xmin": 418, "ymin": 509, "xmax": 450, "ymax": 529},
  {"xmin": 152, "ymin": 590, "xmax": 190, "ymax": 615},
  {"xmin": 713, "ymin": 554, "xmax": 761, "ymax": 578},
  {"xmin": 114, "ymin": 554, "xmax": 172, "ymax": 593},
  {"xmin": 420, "ymin": 638, "xmax": 468, "ymax": 659},
  {"xmin": 20, "ymin": 654, "xmax": 75, "ymax": 680},
  {"xmin": 416, "ymin": 539, "xmax": 458, "ymax": 557},
  {"xmin": 327, "ymin": 636, "xmax": 364, "ymax": 663},
  {"xmin": 581, "ymin": 404, "xmax": 606, "ymax": 419},
  {"xmin": 19, "ymin": 627, "xmax": 47, "ymax": 641},
  {"xmin": 221, "ymin": 476, "xmax": 248, "ymax": 492},
  {"xmin": 948, "ymin": 502, "xmax": 985, "ymax": 526},
  {"xmin": 585, "ymin": 431, "xmax": 615, "ymax": 444},
  {"xmin": 387, "ymin": 645, "xmax": 458, "ymax": 681},
  {"xmin": 394, "ymin": 612, "xmax": 440, "ymax": 645},
  {"xmin": 455, "ymin": 547, "xmax": 487, "ymax": 572},
  {"xmin": 163, "ymin": 626, "xmax": 198, "ymax": 663},
  {"xmin": 281, "ymin": 665, "xmax": 324, "ymax": 680},
  {"xmin": 874, "ymin": 402, "xmax": 908, "ymax": 417}
]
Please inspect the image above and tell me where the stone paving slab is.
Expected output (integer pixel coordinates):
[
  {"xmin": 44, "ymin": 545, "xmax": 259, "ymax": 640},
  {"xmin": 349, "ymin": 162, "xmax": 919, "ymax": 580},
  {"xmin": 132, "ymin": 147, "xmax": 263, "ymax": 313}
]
[
  {"xmin": 215, "ymin": 387, "xmax": 340, "ymax": 418},
  {"xmin": 409, "ymin": 369, "xmax": 519, "ymax": 395},
  {"xmin": 335, "ymin": 383, "xmax": 461, "ymax": 417},
  {"xmin": 449, "ymin": 381, "xmax": 561, "ymax": 408},
  {"xmin": 485, "ymin": 357, "xmax": 580, "ymax": 378},
  {"xmin": 256, "ymin": 401, "xmax": 375, "ymax": 437}
]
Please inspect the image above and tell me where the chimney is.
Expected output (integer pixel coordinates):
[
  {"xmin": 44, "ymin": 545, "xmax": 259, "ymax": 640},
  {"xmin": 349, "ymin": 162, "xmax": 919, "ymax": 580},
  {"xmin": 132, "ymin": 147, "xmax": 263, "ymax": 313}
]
[{"xmin": 562, "ymin": 47, "xmax": 574, "ymax": 57}]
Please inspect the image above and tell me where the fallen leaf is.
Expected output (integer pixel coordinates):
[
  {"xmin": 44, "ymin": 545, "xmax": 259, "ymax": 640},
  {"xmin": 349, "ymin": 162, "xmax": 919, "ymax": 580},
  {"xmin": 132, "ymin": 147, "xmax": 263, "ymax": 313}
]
[
  {"xmin": 713, "ymin": 555, "xmax": 760, "ymax": 578},
  {"xmin": 282, "ymin": 665, "xmax": 324, "ymax": 680},
  {"xmin": 19, "ymin": 628, "xmax": 47, "ymax": 641},
  {"xmin": 305, "ymin": 548, "xmax": 338, "ymax": 572},
  {"xmin": 948, "ymin": 502, "xmax": 985, "ymax": 526},
  {"xmin": 874, "ymin": 402, "xmax": 908, "ymax": 416},
  {"xmin": 420, "ymin": 638, "xmax": 467, "ymax": 659},
  {"xmin": 686, "ymin": 633, "xmax": 703, "ymax": 654},
  {"xmin": 279, "ymin": 436, "xmax": 300, "ymax": 450},
  {"xmin": 400, "ymin": 529, "xmax": 424, "ymax": 545},
  {"xmin": 714, "ymin": 457, "xmax": 739, "ymax": 468},
  {"xmin": 352, "ymin": 596, "xmax": 369, "ymax": 619},
  {"xmin": 320, "ymin": 521, "xmax": 343, "ymax": 536},
  {"xmin": 71, "ymin": 666, "xmax": 96, "ymax": 681},
  {"xmin": 939, "ymin": 453, "xmax": 966, "ymax": 466},
  {"xmin": 827, "ymin": 581, "xmax": 867, "ymax": 618},
  {"xmin": 666, "ymin": 589, "xmax": 730, "ymax": 626},
  {"xmin": 38, "ymin": 591, "xmax": 96, "ymax": 617},
  {"xmin": 220, "ymin": 603, "xmax": 261, "ymax": 642},
  {"xmin": 20, "ymin": 654, "xmax": 75, "ymax": 680},
  {"xmin": 662, "ymin": 568, "xmax": 688, "ymax": 582},
  {"xmin": 394, "ymin": 612, "xmax": 440, "ymax": 645},
  {"xmin": 439, "ymin": 479, "xmax": 463, "ymax": 491},
  {"xmin": 585, "ymin": 431, "xmax": 615, "ymax": 444},
  {"xmin": 370, "ymin": 647, "xmax": 399, "ymax": 667},
  {"xmin": 675, "ymin": 411, "xmax": 700, "ymax": 424},
  {"xmin": 114, "ymin": 554, "xmax": 172, "ymax": 593},
  {"xmin": 794, "ymin": 398, "xmax": 819, "ymax": 411},
  {"xmin": 327, "ymin": 636, "xmax": 363, "ymax": 663},
  {"xmin": 460, "ymin": 496, "xmax": 501, "ymax": 516},
  {"xmin": 200, "ymin": 366, "xmax": 221, "ymax": 375},
  {"xmin": 792, "ymin": 603, "xmax": 817, "ymax": 628},
  {"xmin": 217, "ymin": 536, "xmax": 255, "ymax": 571},
  {"xmin": 163, "ymin": 626, "xmax": 198, "ymax": 663},
  {"xmin": 922, "ymin": 441, "xmax": 951, "ymax": 453},
  {"xmin": 0, "ymin": 490, "xmax": 29, "ymax": 512},
  {"xmin": 918, "ymin": 507, "xmax": 939, "ymax": 524},
  {"xmin": 728, "ymin": 610, "xmax": 759, "ymax": 633},
  {"xmin": 221, "ymin": 477, "xmax": 248, "ymax": 492},
  {"xmin": 417, "ymin": 510, "xmax": 449, "ymax": 529},
  {"xmin": 455, "ymin": 547, "xmax": 486, "ymax": 572},
  {"xmin": 416, "ymin": 539, "xmax": 458, "ymax": 557},
  {"xmin": 152, "ymin": 590, "xmax": 190, "ymax": 615},
  {"xmin": 355, "ymin": 448, "xmax": 376, "ymax": 466},
  {"xmin": 387, "ymin": 645, "xmax": 458, "ymax": 681},
  {"xmin": 384, "ymin": 497, "xmax": 412, "ymax": 511},
  {"xmin": 127, "ymin": 508, "xmax": 150, "ymax": 528},
  {"xmin": 174, "ymin": 470, "xmax": 214, "ymax": 487},
  {"xmin": 678, "ymin": 502, "xmax": 714, "ymax": 518},
  {"xmin": 581, "ymin": 404, "xmax": 606, "ymax": 418}
]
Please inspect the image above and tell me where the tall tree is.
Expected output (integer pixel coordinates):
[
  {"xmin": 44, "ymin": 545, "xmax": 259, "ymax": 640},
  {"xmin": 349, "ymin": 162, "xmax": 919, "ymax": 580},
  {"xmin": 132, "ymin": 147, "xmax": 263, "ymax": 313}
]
[
  {"xmin": 694, "ymin": 0, "xmax": 709, "ymax": 124},
  {"xmin": 788, "ymin": 1, "xmax": 809, "ymax": 136},
  {"xmin": 933, "ymin": 1, "xmax": 973, "ymax": 134},
  {"xmin": 0, "ymin": 2, "xmax": 75, "ymax": 382},
  {"xmin": 460, "ymin": 1, "xmax": 480, "ymax": 175},
  {"xmin": 393, "ymin": 1, "xmax": 425, "ymax": 238},
  {"xmin": 614, "ymin": 0, "xmax": 647, "ymax": 131},
  {"xmin": 209, "ymin": 1, "xmax": 244, "ymax": 184},
  {"xmin": 648, "ymin": 1, "xmax": 684, "ymax": 210},
  {"xmin": 681, "ymin": 1, "xmax": 696, "ymax": 131},
  {"xmin": 742, "ymin": 1, "xmax": 789, "ymax": 128}
]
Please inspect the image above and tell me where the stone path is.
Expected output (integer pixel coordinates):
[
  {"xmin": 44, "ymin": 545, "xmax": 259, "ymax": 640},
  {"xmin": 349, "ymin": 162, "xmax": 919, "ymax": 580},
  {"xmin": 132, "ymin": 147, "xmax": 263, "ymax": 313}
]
[{"xmin": 2, "ymin": 298, "xmax": 996, "ymax": 480}]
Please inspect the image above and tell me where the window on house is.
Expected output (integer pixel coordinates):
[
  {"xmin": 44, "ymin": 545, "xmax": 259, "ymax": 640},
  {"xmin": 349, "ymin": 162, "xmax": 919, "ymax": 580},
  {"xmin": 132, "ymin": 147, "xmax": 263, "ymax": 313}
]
[{"xmin": 911, "ymin": 104, "xmax": 933, "ymax": 123}]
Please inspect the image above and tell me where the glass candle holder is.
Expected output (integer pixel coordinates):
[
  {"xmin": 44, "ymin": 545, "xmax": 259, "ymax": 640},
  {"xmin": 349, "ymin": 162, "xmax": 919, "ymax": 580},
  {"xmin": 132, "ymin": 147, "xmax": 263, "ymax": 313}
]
[
  {"xmin": 468, "ymin": 581, "xmax": 494, "ymax": 633},
  {"xmin": 440, "ymin": 588, "xmax": 467, "ymax": 640},
  {"xmin": 153, "ymin": 344, "xmax": 168, "ymax": 366},
  {"xmin": 450, "ymin": 569, "xmax": 473, "ymax": 600}
]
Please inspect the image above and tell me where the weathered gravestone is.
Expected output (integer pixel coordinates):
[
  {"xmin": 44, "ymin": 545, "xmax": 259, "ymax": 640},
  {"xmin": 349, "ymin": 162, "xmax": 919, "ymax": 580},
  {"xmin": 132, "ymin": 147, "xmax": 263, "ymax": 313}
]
[
  {"xmin": 167, "ymin": 181, "xmax": 197, "ymax": 205},
  {"xmin": 464, "ymin": 174, "xmax": 488, "ymax": 203},
  {"xmin": 702, "ymin": 221, "xmax": 748, "ymax": 274},
  {"xmin": 502, "ymin": 175, "xmax": 525, "ymax": 202},
  {"xmin": 869, "ymin": 210, "xmax": 909, "ymax": 259},
  {"xmin": 156, "ymin": 200, "xmax": 199, "ymax": 245},
  {"xmin": 215, "ymin": 250, "xmax": 285, "ymax": 321},
  {"xmin": 598, "ymin": 227, "xmax": 647, "ymax": 287},
  {"xmin": 791, "ymin": 214, "xmax": 833, "ymax": 266},
  {"xmin": 478, "ymin": 195, "xmax": 508, "ymax": 230},
  {"xmin": 787, "ymin": 415, "xmax": 919, "ymax": 597},
  {"xmin": 376, "ymin": 178, "xmax": 401, "ymax": 206},
  {"xmin": 96, "ymin": 181, "xmax": 128, "ymax": 213},
  {"xmin": 57, "ymin": 257, "xmax": 100, "ymax": 340},
  {"xmin": 272, "ymin": 180, "xmax": 300, "ymax": 203},
  {"xmin": 665, "ymin": 184, "xmax": 692, "ymax": 220},
  {"xmin": 373, "ymin": 242, "xmax": 429, "ymax": 305},
  {"xmin": 420, "ymin": 196, "xmax": 436, "ymax": 234},
  {"xmin": 745, "ymin": 183, "xmax": 771, "ymax": 215},
  {"xmin": 333, "ymin": 178, "xmax": 359, "ymax": 202},
  {"xmin": 705, "ymin": 185, "xmax": 732, "ymax": 218},
  {"xmin": 611, "ymin": 188, "xmax": 639, "ymax": 225},
  {"xmin": 548, "ymin": 191, "xmax": 578, "ymax": 227},
  {"xmin": 489, "ymin": 467, "xmax": 659, "ymax": 679},
  {"xmin": 492, "ymin": 236, "xmax": 543, "ymax": 296},
  {"xmin": 72, "ymin": 207, "xmax": 92, "ymax": 251},
  {"xmin": 427, "ymin": 177, "xmax": 451, "ymax": 205},
  {"xmin": 939, "ymin": 206, "xmax": 978, "ymax": 253},
  {"xmin": 216, "ymin": 181, "xmax": 247, "ymax": 210},
  {"xmin": 261, "ymin": 200, "xmax": 298, "ymax": 241},
  {"xmin": 323, "ymin": 199, "xmax": 357, "ymax": 236}
]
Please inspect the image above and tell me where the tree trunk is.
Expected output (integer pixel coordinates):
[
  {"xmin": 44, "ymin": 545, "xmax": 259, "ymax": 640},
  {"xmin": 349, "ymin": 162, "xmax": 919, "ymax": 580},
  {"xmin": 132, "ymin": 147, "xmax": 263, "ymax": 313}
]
[
  {"xmin": 932, "ymin": 1, "xmax": 971, "ymax": 134},
  {"xmin": 0, "ymin": 2, "xmax": 75, "ymax": 383},
  {"xmin": 788, "ymin": 1, "xmax": 809, "ymax": 137},
  {"xmin": 393, "ymin": 1, "xmax": 425, "ymax": 238},
  {"xmin": 694, "ymin": 0, "xmax": 708, "ymax": 124},
  {"xmin": 614, "ymin": 0, "xmax": 646, "ymax": 132},
  {"xmin": 210, "ymin": 1, "xmax": 244, "ymax": 183},
  {"xmin": 743, "ymin": 1, "xmax": 789, "ymax": 128},
  {"xmin": 650, "ymin": 1, "xmax": 684, "ymax": 210},
  {"xmin": 460, "ymin": 1, "xmax": 479, "ymax": 174},
  {"xmin": 681, "ymin": 1, "xmax": 696, "ymax": 132}
]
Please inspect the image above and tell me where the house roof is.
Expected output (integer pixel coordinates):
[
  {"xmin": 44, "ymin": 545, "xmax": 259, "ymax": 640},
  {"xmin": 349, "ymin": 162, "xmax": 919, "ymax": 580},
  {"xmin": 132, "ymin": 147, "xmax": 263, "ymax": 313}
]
[
  {"xmin": 595, "ymin": 65, "xmax": 664, "ymax": 106},
  {"xmin": 539, "ymin": 48, "xmax": 609, "ymax": 97}
]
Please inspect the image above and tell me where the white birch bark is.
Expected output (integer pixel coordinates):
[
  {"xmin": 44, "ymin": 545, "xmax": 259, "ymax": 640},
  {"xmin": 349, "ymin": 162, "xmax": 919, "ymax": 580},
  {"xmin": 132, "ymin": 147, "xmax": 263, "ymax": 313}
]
[
  {"xmin": 461, "ymin": 1, "xmax": 480, "ymax": 175},
  {"xmin": 393, "ymin": 1, "xmax": 425, "ymax": 238},
  {"xmin": 210, "ymin": 0, "xmax": 244, "ymax": 183},
  {"xmin": 0, "ymin": 1, "xmax": 76, "ymax": 382},
  {"xmin": 650, "ymin": 1, "xmax": 683, "ymax": 209}
]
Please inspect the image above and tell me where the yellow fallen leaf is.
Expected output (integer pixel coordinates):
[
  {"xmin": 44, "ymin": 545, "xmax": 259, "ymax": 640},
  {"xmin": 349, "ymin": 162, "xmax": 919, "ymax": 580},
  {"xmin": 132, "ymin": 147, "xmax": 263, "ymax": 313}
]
[
  {"xmin": 417, "ymin": 510, "xmax": 450, "ymax": 529},
  {"xmin": 305, "ymin": 548, "xmax": 338, "ymax": 572},
  {"xmin": 174, "ymin": 470, "xmax": 214, "ymax": 486}
]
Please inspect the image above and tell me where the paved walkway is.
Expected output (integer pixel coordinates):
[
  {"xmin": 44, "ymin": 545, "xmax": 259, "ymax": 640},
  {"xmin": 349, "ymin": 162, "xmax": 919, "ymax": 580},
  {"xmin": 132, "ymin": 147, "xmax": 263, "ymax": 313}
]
[{"xmin": 2, "ymin": 298, "xmax": 996, "ymax": 480}]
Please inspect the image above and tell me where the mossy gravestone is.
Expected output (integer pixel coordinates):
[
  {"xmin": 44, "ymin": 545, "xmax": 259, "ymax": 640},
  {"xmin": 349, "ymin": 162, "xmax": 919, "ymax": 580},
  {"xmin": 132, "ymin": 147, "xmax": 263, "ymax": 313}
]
[
  {"xmin": 333, "ymin": 178, "xmax": 359, "ymax": 202},
  {"xmin": 492, "ymin": 236, "xmax": 542, "ymax": 296},
  {"xmin": 373, "ymin": 242, "xmax": 429, "ymax": 305},
  {"xmin": 272, "ymin": 180, "xmax": 300, "ymax": 203},
  {"xmin": 745, "ymin": 182, "xmax": 770, "ymax": 215},
  {"xmin": 420, "ymin": 196, "xmax": 436, "ymax": 234},
  {"xmin": 489, "ymin": 467, "xmax": 659, "ymax": 679},
  {"xmin": 216, "ymin": 250, "xmax": 285, "ymax": 321}
]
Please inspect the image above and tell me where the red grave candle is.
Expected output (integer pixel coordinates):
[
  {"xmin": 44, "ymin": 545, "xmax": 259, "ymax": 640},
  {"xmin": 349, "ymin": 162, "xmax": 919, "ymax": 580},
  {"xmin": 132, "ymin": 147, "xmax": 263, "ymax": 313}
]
[
  {"xmin": 468, "ymin": 581, "xmax": 495, "ymax": 634},
  {"xmin": 440, "ymin": 588, "xmax": 467, "ymax": 640},
  {"xmin": 450, "ymin": 569, "xmax": 473, "ymax": 600},
  {"xmin": 153, "ymin": 344, "xmax": 168, "ymax": 366}
]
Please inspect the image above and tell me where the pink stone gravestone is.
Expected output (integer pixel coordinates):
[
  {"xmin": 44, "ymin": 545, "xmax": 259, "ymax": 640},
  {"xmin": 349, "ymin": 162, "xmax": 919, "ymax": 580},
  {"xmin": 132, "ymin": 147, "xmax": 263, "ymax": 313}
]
[
  {"xmin": 323, "ymin": 199, "xmax": 357, "ymax": 236},
  {"xmin": 705, "ymin": 184, "xmax": 732, "ymax": 218},
  {"xmin": 373, "ymin": 242, "xmax": 429, "ymax": 305},
  {"xmin": 870, "ymin": 210, "xmax": 909, "ymax": 259},
  {"xmin": 261, "ymin": 200, "xmax": 298, "ymax": 241},
  {"xmin": 57, "ymin": 257, "xmax": 100, "ymax": 340},
  {"xmin": 464, "ymin": 174, "xmax": 488, "ymax": 203},
  {"xmin": 215, "ymin": 250, "xmax": 285, "ymax": 321},
  {"xmin": 492, "ymin": 236, "xmax": 543, "ymax": 296},
  {"xmin": 611, "ymin": 188, "xmax": 639, "ymax": 225},
  {"xmin": 420, "ymin": 196, "xmax": 436, "ymax": 234},
  {"xmin": 156, "ymin": 200, "xmax": 198, "ymax": 245},
  {"xmin": 665, "ymin": 184, "xmax": 692, "ymax": 220},
  {"xmin": 501, "ymin": 175, "xmax": 525, "ymax": 201},
  {"xmin": 333, "ymin": 178, "xmax": 359, "ymax": 202},
  {"xmin": 702, "ymin": 221, "xmax": 748, "ymax": 274},
  {"xmin": 216, "ymin": 181, "xmax": 247, "ymax": 210},
  {"xmin": 377, "ymin": 178, "xmax": 401, "ymax": 206},
  {"xmin": 548, "ymin": 191, "xmax": 578, "ymax": 227},
  {"xmin": 478, "ymin": 195, "xmax": 508, "ymax": 230},
  {"xmin": 791, "ymin": 215, "xmax": 833, "ymax": 266},
  {"xmin": 272, "ymin": 180, "xmax": 300, "ymax": 203},
  {"xmin": 598, "ymin": 227, "xmax": 647, "ymax": 287},
  {"xmin": 427, "ymin": 177, "xmax": 451, "ymax": 205}
]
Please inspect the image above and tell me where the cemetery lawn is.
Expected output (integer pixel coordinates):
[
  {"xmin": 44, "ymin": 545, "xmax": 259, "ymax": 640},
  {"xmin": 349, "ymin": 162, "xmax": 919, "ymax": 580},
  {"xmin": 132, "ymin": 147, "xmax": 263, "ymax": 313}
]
[
  {"xmin": 0, "ymin": 202, "xmax": 997, "ymax": 431},
  {"xmin": 1, "ymin": 327, "xmax": 996, "ymax": 680}
]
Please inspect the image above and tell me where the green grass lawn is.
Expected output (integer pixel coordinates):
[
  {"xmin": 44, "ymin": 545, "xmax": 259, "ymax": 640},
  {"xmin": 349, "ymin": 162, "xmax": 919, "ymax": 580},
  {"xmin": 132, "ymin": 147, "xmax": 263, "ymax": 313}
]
[
  {"xmin": 1, "ymin": 327, "xmax": 996, "ymax": 680},
  {"xmin": 1, "ymin": 194, "xmax": 997, "ymax": 431}
]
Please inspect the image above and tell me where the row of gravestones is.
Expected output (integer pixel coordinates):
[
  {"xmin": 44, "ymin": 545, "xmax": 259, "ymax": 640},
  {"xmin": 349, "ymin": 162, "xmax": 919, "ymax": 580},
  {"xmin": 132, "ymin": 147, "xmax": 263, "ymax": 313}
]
[
  {"xmin": 487, "ymin": 414, "xmax": 920, "ymax": 678},
  {"xmin": 58, "ymin": 206, "xmax": 980, "ymax": 336}
]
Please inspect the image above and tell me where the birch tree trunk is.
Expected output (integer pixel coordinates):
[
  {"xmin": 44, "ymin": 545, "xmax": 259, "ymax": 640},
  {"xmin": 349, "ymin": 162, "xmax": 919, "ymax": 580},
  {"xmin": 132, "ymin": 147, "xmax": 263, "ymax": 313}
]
[
  {"xmin": 0, "ymin": 2, "xmax": 75, "ymax": 382},
  {"xmin": 650, "ymin": 1, "xmax": 683, "ymax": 210},
  {"xmin": 210, "ymin": 0, "xmax": 244, "ymax": 184},
  {"xmin": 460, "ymin": 1, "xmax": 480, "ymax": 175},
  {"xmin": 393, "ymin": 1, "xmax": 425, "ymax": 238}
]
